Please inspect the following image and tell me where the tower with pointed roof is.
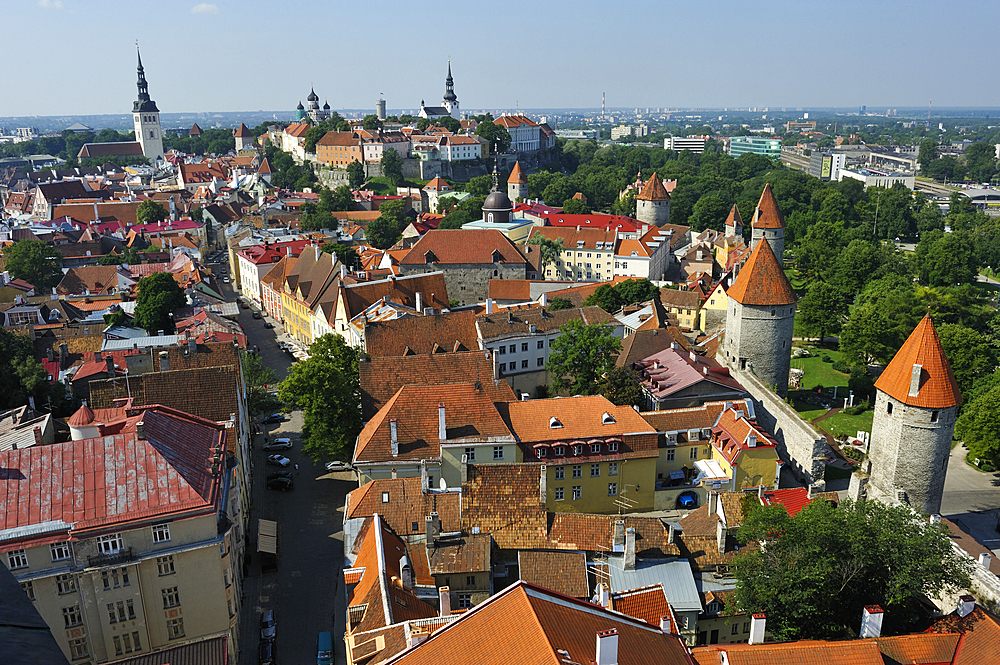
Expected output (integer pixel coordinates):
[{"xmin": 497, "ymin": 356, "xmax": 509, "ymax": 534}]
[
  {"xmin": 442, "ymin": 61, "xmax": 460, "ymax": 119},
  {"xmin": 132, "ymin": 47, "xmax": 163, "ymax": 161},
  {"xmin": 507, "ymin": 161, "xmax": 527, "ymax": 201},
  {"xmin": 295, "ymin": 101, "xmax": 305, "ymax": 121},
  {"xmin": 635, "ymin": 172, "xmax": 671, "ymax": 228},
  {"xmin": 724, "ymin": 239, "xmax": 797, "ymax": 396},
  {"xmin": 233, "ymin": 123, "xmax": 253, "ymax": 151},
  {"xmin": 750, "ymin": 183, "xmax": 785, "ymax": 265},
  {"xmin": 867, "ymin": 315, "xmax": 961, "ymax": 515},
  {"xmin": 724, "ymin": 204, "xmax": 743, "ymax": 238}
]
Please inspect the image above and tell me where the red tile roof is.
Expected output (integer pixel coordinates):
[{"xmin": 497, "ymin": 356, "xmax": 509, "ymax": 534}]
[
  {"xmin": 400, "ymin": 229, "xmax": 526, "ymax": 266},
  {"xmin": 874, "ymin": 315, "xmax": 961, "ymax": 409},
  {"xmin": 611, "ymin": 584, "xmax": 674, "ymax": 629},
  {"xmin": 508, "ymin": 161, "xmax": 526, "ymax": 184},
  {"xmin": 725, "ymin": 239, "xmax": 796, "ymax": 306},
  {"xmin": 347, "ymin": 478, "xmax": 461, "ymax": 536},
  {"xmin": 926, "ymin": 605, "xmax": 1000, "ymax": 665},
  {"xmin": 875, "ymin": 633, "xmax": 961, "ymax": 665},
  {"xmin": 502, "ymin": 395, "xmax": 654, "ymax": 443},
  {"xmin": 637, "ymin": 173, "xmax": 670, "ymax": 201},
  {"xmin": 692, "ymin": 639, "xmax": 885, "ymax": 665},
  {"xmin": 517, "ymin": 550, "xmax": 589, "ymax": 598},
  {"xmin": 751, "ymin": 183, "xmax": 785, "ymax": 229},
  {"xmin": 363, "ymin": 310, "xmax": 479, "ymax": 359}
]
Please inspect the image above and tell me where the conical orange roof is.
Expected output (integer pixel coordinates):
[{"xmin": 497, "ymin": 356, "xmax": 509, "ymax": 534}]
[
  {"xmin": 234, "ymin": 123, "xmax": 253, "ymax": 138},
  {"xmin": 725, "ymin": 204, "xmax": 743, "ymax": 226},
  {"xmin": 874, "ymin": 315, "xmax": 961, "ymax": 408},
  {"xmin": 751, "ymin": 183, "xmax": 784, "ymax": 229},
  {"xmin": 68, "ymin": 403, "xmax": 95, "ymax": 427},
  {"xmin": 508, "ymin": 161, "xmax": 526, "ymax": 184},
  {"xmin": 257, "ymin": 158, "xmax": 273, "ymax": 175},
  {"xmin": 726, "ymin": 239, "xmax": 796, "ymax": 306},
  {"xmin": 189, "ymin": 123, "xmax": 202, "ymax": 136},
  {"xmin": 637, "ymin": 172, "xmax": 670, "ymax": 201}
]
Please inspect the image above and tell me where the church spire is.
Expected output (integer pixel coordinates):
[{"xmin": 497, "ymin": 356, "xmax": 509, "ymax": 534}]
[
  {"xmin": 133, "ymin": 46, "xmax": 158, "ymax": 113},
  {"xmin": 443, "ymin": 60, "xmax": 457, "ymax": 102}
]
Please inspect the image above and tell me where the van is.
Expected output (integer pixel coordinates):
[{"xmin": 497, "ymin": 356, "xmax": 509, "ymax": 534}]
[{"xmin": 317, "ymin": 631, "xmax": 333, "ymax": 665}]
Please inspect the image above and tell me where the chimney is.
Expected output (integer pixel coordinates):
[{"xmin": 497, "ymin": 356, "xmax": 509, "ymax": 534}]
[
  {"xmin": 667, "ymin": 522, "xmax": 677, "ymax": 545},
  {"xmin": 425, "ymin": 512, "xmax": 441, "ymax": 548},
  {"xmin": 32, "ymin": 427, "xmax": 43, "ymax": 447},
  {"xmin": 749, "ymin": 613, "xmax": 766, "ymax": 644},
  {"xmin": 438, "ymin": 586, "xmax": 451, "ymax": 616},
  {"xmin": 595, "ymin": 629, "xmax": 619, "ymax": 665},
  {"xmin": 908, "ymin": 364, "xmax": 923, "ymax": 397},
  {"xmin": 405, "ymin": 628, "xmax": 429, "ymax": 649},
  {"xmin": 596, "ymin": 582, "xmax": 610, "ymax": 609},
  {"xmin": 341, "ymin": 264, "xmax": 347, "ymax": 278},
  {"xmin": 158, "ymin": 329, "xmax": 165, "ymax": 336},
  {"xmin": 624, "ymin": 527, "xmax": 636, "ymax": 570},
  {"xmin": 136, "ymin": 421, "xmax": 145, "ymax": 440},
  {"xmin": 957, "ymin": 595, "xmax": 975, "ymax": 618},
  {"xmin": 286, "ymin": 245, "xmax": 292, "ymax": 257},
  {"xmin": 400, "ymin": 555, "xmax": 413, "ymax": 589},
  {"xmin": 420, "ymin": 460, "xmax": 429, "ymax": 492},
  {"xmin": 747, "ymin": 434, "xmax": 757, "ymax": 448},
  {"xmin": 460, "ymin": 453, "xmax": 469, "ymax": 484},
  {"xmin": 486, "ymin": 298, "xmax": 494, "ymax": 314},
  {"xmin": 106, "ymin": 355, "xmax": 115, "ymax": 376},
  {"xmin": 539, "ymin": 464, "xmax": 547, "ymax": 508},
  {"xmin": 757, "ymin": 485, "xmax": 765, "ymax": 499},
  {"xmin": 860, "ymin": 605, "xmax": 884, "ymax": 638},
  {"xmin": 415, "ymin": 291, "xmax": 423, "ymax": 313},
  {"xmin": 613, "ymin": 519, "xmax": 625, "ymax": 552},
  {"xmin": 438, "ymin": 402, "xmax": 446, "ymax": 441},
  {"xmin": 59, "ymin": 342, "xmax": 68, "ymax": 366},
  {"xmin": 807, "ymin": 484, "xmax": 815, "ymax": 499},
  {"xmin": 47, "ymin": 346, "xmax": 54, "ymax": 362},
  {"xmin": 980, "ymin": 552, "xmax": 993, "ymax": 569},
  {"xmin": 390, "ymin": 418, "xmax": 398, "ymax": 457},
  {"xmin": 315, "ymin": 245, "xmax": 322, "ymax": 261},
  {"xmin": 159, "ymin": 350, "xmax": 170, "ymax": 372},
  {"xmin": 660, "ymin": 616, "xmax": 671, "ymax": 634},
  {"xmin": 717, "ymin": 518, "xmax": 726, "ymax": 553},
  {"xmin": 93, "ymin": 351, "xmax": 102, "ymax": 363},
  {"xmin": 708, "ymin": 492, "xmax": 718, "ymax": 515}
]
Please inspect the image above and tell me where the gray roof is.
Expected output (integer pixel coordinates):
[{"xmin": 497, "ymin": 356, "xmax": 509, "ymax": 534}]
[
  {"xmin": 606, "ymin": 556, "xmax": 703, "ymax": 613},
  {"xmin": 105, "ymin": 635, "xmax": 228, "ymax": 665},
  {"xmin": 102, "ymin": 335, "xmax": 184, "ymax": 351},
  {"xmin": 422, "ymin": 106, "xmax": 451, "ymax": 116},
  {"xmin": 0, "ymin": 565, "xmax": 68, "ymax": 665}
]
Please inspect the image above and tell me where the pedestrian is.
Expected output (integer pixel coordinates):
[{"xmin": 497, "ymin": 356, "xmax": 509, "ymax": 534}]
[{"xmin": 294, "ymin": 463, "xmax": 299, "ymax": 473}]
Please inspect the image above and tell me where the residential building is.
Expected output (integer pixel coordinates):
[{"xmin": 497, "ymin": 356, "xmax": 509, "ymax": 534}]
[
  {"xmin": 699, "ymin": 282, "xmax": 728, "ymax": 334},
  {"xmin": 706, "ymin": 403, "xmax": 781, "ymax": 491},
  {"xmin": 342, "ymin": 477, "xmax": 461, "ymax": 554},
  {"xmin": 360, "ymin": 310, "xmax": 479, "ymax": 358},
  {"xmin": 280, "ymin": 122, "xmax": 310, "ymax": 160},
  {"xmin": 440, "ymin": 135, "xmax": 481, "ymax": 161},
  {"xmin": 475, "ymin": 304, "xmax": 622, "ymax": 396},
  {"xmin": 0, "ymin": 406, "xmax": 244, "ymax": 664},
  {"xmin": 727, "ymin": 137, "xmax": 782, "ymax": 158},
  {"xmin": 280, "ymin": 245, "xmax": 339, "ymax": 345},
  {"xmin": 632, "ymin": 346, "xmax": 747, "ymax": 411},
  {"xmin": 315, "ymin": 132, "xmax": 363, "ymax": 168},
  {"xmin": 529, "ymin": 226, "xmax": 616, "ymax": 282},
  {"xmin": 235, "ymin": 240, "xmax": 311, "ymax": 305},
  {"xmin": 665, "ymin": 136, "xmax": 707, "ymax": 153},
  {"xmin": 424, "ymin": 529, "xmax": 495, "ymax": 610},
  {"xmin": 422, "ymin": 176, "xmax": 453, "ymax": 213},
  {"xmin": 329, "ymin": 272, "xmax": 451, "ymax": 346},
  {"xmin": 398, "ymin": 230, "xmax": 527, "ymax": 306},
  {"xmin": 259, "ymin": 254, "xmax": 295, "ymax": 320},
  {"xmin": 0, "ymin": 405, "xmax": 55, "ymax": 453},
  {"xmin": 808, "ymin": 151, "xmax": 847, "ymax": 181},
  {"xmin": 659, "ymin": 289, "xmax": 701, "ymax": 331}
]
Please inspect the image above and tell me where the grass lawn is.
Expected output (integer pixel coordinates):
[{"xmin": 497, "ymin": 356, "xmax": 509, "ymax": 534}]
[
  {"xmin": 791, "ymin": 347, "xmax": 850, "ymax": 390},
  {"xmin": 784, "ymin": 269, "xmax": 809, "ymax": 292},
  {"xmin": 787, "ymin": 391, "xmax": 827, "ymax": 421},
  {"xmin": 818, "ymin": 409, "xmax": 875, "ymax": 440}
]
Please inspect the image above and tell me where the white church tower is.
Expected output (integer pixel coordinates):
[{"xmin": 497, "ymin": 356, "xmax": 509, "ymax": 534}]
[
  {"xmin": 442, "ymin": 61, "xmax": 459, "ymax": 119},
  {"xmin": 132, "ymin": 47, "xmax": 164, "ymax": 161}
]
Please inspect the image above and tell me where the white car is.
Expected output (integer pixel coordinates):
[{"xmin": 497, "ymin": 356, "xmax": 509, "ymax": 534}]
[
  {"xmin": 325, "ymin": 461, "xmax": 351, "ymax": 472},
  {"xmin": 263, "ymin": 438, "xmax": 293, "ymax": 451},
  {"xmin": 266, "ymin": 454, "xmax": 291, "ymax": 468}
]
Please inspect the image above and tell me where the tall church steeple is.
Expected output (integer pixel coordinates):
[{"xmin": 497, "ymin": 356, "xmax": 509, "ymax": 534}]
[
  {"xmin": 131, "ymin": 45, "xmax": 163, "ymax": 161},
  {"xmin": 133, "ymin": 47, "xmax": 158, "ymax": 113},
  {"xmin": 442, "ymin": 61, "xmax": 459, "ymax": 119}
]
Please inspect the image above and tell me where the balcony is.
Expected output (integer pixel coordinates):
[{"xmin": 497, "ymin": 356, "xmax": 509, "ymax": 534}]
[{"xmin": 87, "ymin": 547, "xmax": 135, "ymax": 568}]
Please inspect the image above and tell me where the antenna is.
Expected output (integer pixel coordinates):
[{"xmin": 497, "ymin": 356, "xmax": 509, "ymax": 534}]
[{"xmin": 602, "ymin": 92, "xmax": 606, "ymax": 122}]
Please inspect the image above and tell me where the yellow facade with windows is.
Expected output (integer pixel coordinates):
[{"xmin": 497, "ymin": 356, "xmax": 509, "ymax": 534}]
[
  {"xmin": 699, "ymin": 282, "xmax": 729, "ymax": 332},
  {"xmin": 546, "ymin": 456, "xmax": 656, "ymax": 513},
  {"xmin": 440, "ymin": 443, "xmax": 522, "ymax": 487},
  {"xmin": 281, "ymin": 289, "xmax": 313, "ymax": 345},
  {"xmin": 710, "ymin": 445, "xmax": 780, "ymax": 490}
]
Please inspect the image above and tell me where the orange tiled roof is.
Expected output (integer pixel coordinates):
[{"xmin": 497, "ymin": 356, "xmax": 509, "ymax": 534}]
[
  {"xmin": 692, "ymin": 639, "xmax": 885, "ymax": 665},
  {"xmin": 637, "ymin": 173, "xmax": 670, "ymax": 201},
  {"xmin": 346, "ymin": 477, "xmax": 461, "ymax": 536},
  {"xmin": 611, "ymin": 584, "xmax": 674, "ymax": 629},
  {"xmin": 725, "ymin": 204, "xmax": 743, "ymax": 227},
  {"xmin": 873, "ymin": 315, "xmax": 961, "ymax": 409},
  {"xmin": 751, "ymin": 183, "xmax": 785, "ymax": 229},
  {"xmin": 234, "ymin": 123, "xmax": 253, "ymax": 138},
  {"xmin": 508, "ymin": 161, "xmax": 526, "ymax": 184},
  {"xmin": 875, "ymin": 633, "xmax": 961, "ymax": 665},
  {"xmin": 725, "ymin": 239, "xmax": 796, "ymax": 306},
  {"xmin": 517, "ymin": 550, "xmax": 589, "ymax": 598},
  {"xmin": 502, "ymin": 395, "xmax": 654, "ymax": 443},
  {"xmin": 926, "ymin": 605, "xmax": 1000, "ymax": 665},
  {"xmin": 399, "ymin": 229, "xmax": 526, "ymax": 266}
]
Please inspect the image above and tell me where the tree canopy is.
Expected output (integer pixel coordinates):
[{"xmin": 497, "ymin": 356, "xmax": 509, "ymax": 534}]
[
  {"xmin": 132, "ymin": 272, "xmax": 186, "ymax": 334},
  {"xmin": 0, "ymin": 328, "xmax": 68, "ymax": 413},
  {"xmin": 1, "ymin": 238, "xmax": 62, "ymax": 289},
  {"xmin": 278, "ymin": 334, "xmax": 362, "ymax": 461},
  {"xmin": 526, "ymin": 234, "xmax": 564, "ymax": 273},
  {"xmin": 136, "ymin": 199, "xmax": 168, "ymax": 225},
  {"xmin": 380, "ymin": 148, "xmax": 405, "ymax": 187},
  {"xmin": 241, "ymin": 351, "xmax": 281, "ymax": 417},
  {"xmin": 598, "ymin": 365, "xmax": 644, "ymax": 407},
  {"xmin": 546, "ymin": 320, "xmax": 622, "ymax": 395},
  {"xmin": 366, "ymin": 199, "xmax": 407, "ymax": 249},
  {"xmin": 584, "ymin": 279, "xmax": 661, "ymax": 313}
]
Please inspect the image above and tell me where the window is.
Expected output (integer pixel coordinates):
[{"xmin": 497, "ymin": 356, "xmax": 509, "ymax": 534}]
[
  {"xmin": 63, "ymin": 605, "xmax": 82, "ymax": 628},
  {"xmin": 7, "ymin": 549, "xmax": 27, "ymax": 569},
  {"xmin": 465, "ymin": 447, "xmax": 476, "ymax": 462},
  {"xmin": 457, "ymin": 593, "xmax": 472, "ymax": 609},
  {"xmin": 690, "ymin": 447, "xmax": 699, "ymax": 460},
  {"xmin": 156, "ymin": 555, "xmax": 175, "ymax": 576},
  {"xmin": 499, "ymin": 363, "xmax": 506, "ymax": 372},
  {"xmin": 732, "ymin": 624, "xmax": 739, "ymax": 635},
  {"xmin": 382, "ymin": 492, "xmax": 390, "ymax": 504},
  {"xmin": 608, "ymin": 483, "xmax": 618, "ymax": 496},
  {"xmin": 666, "ymin": 449, "xmax": 675, "ymax": 461},
  {"xmin": 608, "ymin": 441, "xmax": 619, "ymax": 452},
  {"xmin": 132, "ymin": 631, "xmax": 142, "ymax": 652},
  {"xmin": 522, "ymin": 343, "xmax": 528, "ymax": 352},
  {"xmin": 493, "ymin": 446, "xmax": 504, "ymax": 460},
  {"xmin": 572, "ymin": 465, "xmax": 582, "ymax": 479},
  {"xmin": 520, "ymin": 359, "xmax": 527, "ymax": 368},
  {"xmin": 113, "ymin": 636, "xmax": 123, "ymax": 656},
  {"xmin": 554, "ymin": 445, "xmax": 565, "ymax": 457},
  {"xmin": 931, "ymin": 410, "xmax": 939, "ymax": 423},
  {"xmin": 590, "ymin": 443, "xmax": 601, "ymax": 454},
  {"xmin": 20, "ymin": 581, "xmax": 34, "ymax": 601},
  {"xmin": 127, "ymin": 598, "xmax": 135, "ymax": 619},
  {"xmin": 497, "ymin": 346, "xmax": 505, "ymax": 355},
  {"xmin": 554, "ymin": 466, "xmax": 565, "ymax": 480},
  {"xmin": 50, "ymin": 542, "xmax": 72, "ymax": 562},
  {"xmin": 609, "ymin": 462, "xmax": 618, "ymax": 476},
  {"xmin": 509, "ymin": 345, "xmax": 516, "ymax": 354},
  {"xmin": 152, "ymin": 523, "xmax": 171, "ymax": 543},
  {"xmin": 107, "ymin": 603, "xmax": 117, "ymax": 624},
  {"xmin": 122, "ymin": 632, "xmax": 135, "ymax": 653},
  {"xmin": 743, "ymin": 622, "xmax": 750, "ymax": 634},
  {"xmin": 537, "ymin": 340, "xmax": 544, "ymax": 349},
  {"xmin": 466, "ymin": 575, "xmax": 476, "ymax": 586},
  {"xmin": 56, "ymin": 574, "xmax": 76, "ymax": 595},
  {"xmin": 167, "ymin": 617, "xmax": 185, "ymax": 639},
  {"xmin": 97, "ymin": 533, "xmax": 123, "ymax": 554},
  {"xmin": 887, "ymin": 402, "xmax": 893, "ymax": 415},
  {"xmin": 591, "ymin": 463, "xmax": 601, "ymax": 477},
  {"xmin": 537, "ymin": 447, "xmax": 547, "ymax": 458},
  {"xmin": 537, "ymin": 357, "xmax": 544, "ymax": 366},
  {"xmin": 554, "ymin": 487, "xmax": 565, "ymax": 501},
  {"xmin": 573, "ymin": 445, "xmax": 582, "ymax": 456},
  {"xmin": 69, "ymin": 638, "xmax": 89, "ymax": 660},
  {"xmin": 572, "ymin": 486, "xmax": 582, "ymax": 500}
]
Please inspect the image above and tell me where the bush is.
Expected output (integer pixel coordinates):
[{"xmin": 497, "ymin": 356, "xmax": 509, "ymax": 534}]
[
  {"xmin": 843, "ymin": 400, "xmax": 870, "ymax": 416},
  {"xmin": 832, "ymin": 360, "xmax": 851, "ymax": 373},
  {"xmin": 821, "ymin": 355, "xmax": 833, "ymax": 363}
]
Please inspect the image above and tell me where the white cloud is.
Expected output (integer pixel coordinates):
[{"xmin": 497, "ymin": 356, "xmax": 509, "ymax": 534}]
[
  {"xmin": 191, "ymin": 3, "xmax": 219, "ymax": 14},
  {"xmin": 38, "ymin": 0, "xmax": 65, "ymax": 9}
]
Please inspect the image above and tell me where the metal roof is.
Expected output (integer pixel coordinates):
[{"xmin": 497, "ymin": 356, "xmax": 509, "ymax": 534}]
[
  {"xmin": 607, "ymin": 556, "xmax": 703, "ymax": 613},
  {"xmin": 102, "ymin": 335, "xmax": 184, "ymax": 351}
]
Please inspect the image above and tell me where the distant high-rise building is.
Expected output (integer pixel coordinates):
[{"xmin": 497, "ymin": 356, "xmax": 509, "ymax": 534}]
[{"xmin": 376, "ymin": 98, "xmax": 387, "ymax": 121}]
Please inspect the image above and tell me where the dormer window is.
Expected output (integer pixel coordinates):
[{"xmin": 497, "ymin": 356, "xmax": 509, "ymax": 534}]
[
  {"xmin": 590, "ymin": 443, "xmax": 601, "ymax": 454},
  {"xmin": 424, "ymin": 250, "xmax": 437, "ymax": 264},
  {"xmin": 554, "ymin": 445, "xmax": 565, "ymax": 457},
  {"xmin": 549, "ymin": 417, "xmax": 562, "ymax": 429},
  {"xmin": 573, "ymin": 445, "xmax": 582, "ymax": 456},
  {"xmin": 602, "ymin": 412, "xmax": 616, "ymax": 425},
  {"xmin": 608, "ymin": 441, "xmax": 619, "ymax": 452},
  {"xmin": 491, "ymin": 249, "xmax": 503, "ymax": 263},
  {"xmin": 537, "ymin": 447, "xmax": 547, "ymax": 458}
]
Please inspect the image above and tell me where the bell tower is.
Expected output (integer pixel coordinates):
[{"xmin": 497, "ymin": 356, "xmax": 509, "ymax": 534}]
[
  {"xmin": 442, "ymin": 61, "xmax": 459, "ymax": 119},
  {"xmin": 132, "ymin": 47, "xmax": 164, "ymax": 161}
]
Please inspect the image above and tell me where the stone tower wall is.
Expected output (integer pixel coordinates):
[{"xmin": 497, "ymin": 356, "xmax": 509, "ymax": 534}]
[
  {"xmin": 868, "ymin": 390, "xmax": 957, "ymax": 515},
  {"xmin": 134, "ymin": 112, "xmax": 164, "ymax": 161},
  {"xmin": 751, "ymin": 227, "xmax": 785, "ymax": 265},
  {"xmin": 724, "ymin": 299, "xmax": 794, "ymax": 397},
  {"xmin": 636, "ymin": 198, "xmax": 670, "ymax": 228},
  {"xmin": 508, "ymin": 182, "xmax": 527, "ymax": 201}
]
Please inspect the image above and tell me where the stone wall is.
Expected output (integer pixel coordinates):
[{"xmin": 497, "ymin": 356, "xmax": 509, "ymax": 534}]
[
  {"xmin": 399, "ymin": 263, "xmax": 527, "ymax": 306},
  {"xmin": 730, "ymin": 363, "xmax": 827, "ymax": 487}
]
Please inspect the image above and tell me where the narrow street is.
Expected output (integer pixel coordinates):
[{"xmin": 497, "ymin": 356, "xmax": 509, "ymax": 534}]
[{"xmin": 212, "ymin": 275, "xmax": 352, "ymax": 665}]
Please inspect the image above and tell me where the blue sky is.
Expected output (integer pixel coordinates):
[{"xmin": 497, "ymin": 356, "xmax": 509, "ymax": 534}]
[{"xmin": 7, "ymin": 0, "xmax": 999, "ymax": 116}]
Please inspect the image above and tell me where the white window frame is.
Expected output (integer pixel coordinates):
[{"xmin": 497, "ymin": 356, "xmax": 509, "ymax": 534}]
[
  {"xmin": 608, "ymin": 483, "xmax": 618, "ymax": 496},
  {"xmin": 608, "ymin": 441, "xmax": 619, "ymax": 452},
  {"xmin": 493, "ymin": 446, "xmax": 504, "ymax": 460},
  {"xmin": 554, "ymin": 487, "xmax": 565, "ymax": 501},
  {"xmin": 591, "ymin": 463, "xmax": 600, "ymax": 477},
  {"xmin": 50, "ymin": 542, "xmax": 72, "ymax": 562},
  {"xmin": 666, "ymin": 449, "xmax": 675, "ymax": 461},
  {"xmin": 156, "ymin": 555, "xmax": 175, "ymax": 576},
  {"xmin": 7, "ymin": 549, "xmax": 28, "ymax": 569},
  {"xmin": 591, "ymin": 443, "xmax": 601, "ymax": 454},
  {"xmin": 97, "ymin": 533, "xmax": 124, "ymax": 554},
  {"xmin": 609, "ymin": 462, "xmax": 618, "ymax": 476},
  {"xmin": 151, "ymin": 523, "xmax": 171, "ymax": 543},
  {"xmin": 56, "ymin": 573, "xmax": 76, "ymax": 595},
  {"xmin": 572, "ymin": 486, "xmax": 582, "ymax": 500},
  {"xmin": 572, "ymin": 465, "xmax": 582, "ymax": 479},
  {"xmin": 464, "ymin": 447, "xmax": 476, "ymax": 462}
]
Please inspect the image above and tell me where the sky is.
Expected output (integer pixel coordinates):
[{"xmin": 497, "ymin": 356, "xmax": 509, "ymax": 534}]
[{"xmin": 5, "ymin": 0, "xmax": 999, "ymax": 117}]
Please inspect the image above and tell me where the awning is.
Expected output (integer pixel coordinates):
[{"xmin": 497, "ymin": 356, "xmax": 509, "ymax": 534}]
[
  {"xmin": 669, "ymin": 470, "xmax": 686, "ymax": 481},
  {"xmin": 258, "ymin": 519, "xmax": 277, "ymax": 554},
  {"xmin": 694, "ymin": 459, "xmax": 728, "ymax": 480}
]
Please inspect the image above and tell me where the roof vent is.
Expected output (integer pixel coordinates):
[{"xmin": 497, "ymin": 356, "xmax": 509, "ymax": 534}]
[{"xmin": 549, "ymin": 416, "xmax": 562, "ymax": 429}]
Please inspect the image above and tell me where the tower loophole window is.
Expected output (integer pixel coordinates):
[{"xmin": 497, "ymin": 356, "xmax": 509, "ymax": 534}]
[{"xmin": 887, "ymin": 402, "xmax": 893, "ymax": 415}]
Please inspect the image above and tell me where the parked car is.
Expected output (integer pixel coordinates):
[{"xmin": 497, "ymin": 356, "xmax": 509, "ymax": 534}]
[
  {"xmin": 325, "ymin": 460, "xmax": 351, "ymax": 472},
  {"xmin": 267, "ymin": 471, "xmax": 293, "ymax": 482},
  {"xmin": 258, "ymin": 640, "xmax": 275, "ymax": 665},
  {"xmin": 252, "ymin": 311, "xmax": 261, "ymax": 319},
  {"xmin": 266, "ymin": 476, "xmax": 294, "ymax": 491},
  {"xmin": 263, "ymin": 438, "xmax": 293, "ymax": 451},
  {"xmin": 261, "ymin": 413, "xmax": 287, "ymax": 424},
  {"xmin": 266, "ymin": 454, "xmax": 291, "ymax": 468},
  {"xmin": 260, "ymin": 610, "xmax": 275, "ymax": 640},
  {"xmin": 317, "ymin": 631, "xmax": 333, "ymax": 665},
  {"xmin": 264, "ymin": 322, "xmax": 274, "ymax": 329},
  {"xmin": 223, "ymin": 277, "xmax": 230, "ymax": 283}
]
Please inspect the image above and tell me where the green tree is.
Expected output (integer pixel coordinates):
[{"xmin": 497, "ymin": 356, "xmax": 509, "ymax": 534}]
[
  {"xmin": 132, "ymin": 271, "xmax": 186, "ymax": 334},
  {"xmin": 242, "ymin": 351, "xmax": 281, "ymax": 417},
  {"xmin": 615, "ymin": 279, "xmax": 661, "ymax": 306},
  {"xmin": 438, "ymin": 116, "xmax": 460, "ymax": 133},
  {"xmin": 367, "ymin": 199, "xmax": 406, "ymax": 249},
  {"xmin": 362, "ymin": 114, "xmax": 383, "ymax": 131},
  {"xmin": 548, "ymin": 297, "xmax": 574, "ymax": 311},
  {"xmin": 381, "ymin": 148, "xmax": 405, "ymax": 187},
  {"xmin": 103, "ymin": 307, "xmax": 131, "ymax": 328},
  {"xmin": 475, "ymin": 120, "xmax": 512, "ymax": 153},
  {"xmin": 0, "ymin": 328, "xmax": 67, "ymax": 410},
  {"xmin": 321, "ymin": 242, "xmax": 360, "ymax": 270},
  {"xmin": 584, "ymin": 284, "xmax": 623, "ymax": 313},
  {"xmin": 97, "ymin": 246, "xmax": 141, "ymax": 266},
  {"xmin": 918, "ymin": 138, "xmax": 938, "ymax": 169},
  {"xmin": 598, "ymin": 366, "xmax": 644, "ymax": 407},
  {"xmin": 136, "ymin": 199, "xmax": 168, "ymax": 224},
  {"xmin": 526, "ymin": 234, "xmax": 564, "ymax": 274},
  {"xmin": 438, "ymin": 209, "xmax": 472, "ymax": 229},
  {"xmin": 913, "ymin": 229, "xmax": 979, "ymax": 286},
  {"xmin": 464, "ymin": 175, "xmax": 493, "ymax": 197},
  {"xmin": 937, "ymin": 323, "xmax": 997, "ymax": 398},
  {"xmin": 848, "ymin": 365, "xmax": 875, "ymax": 402},
  {"xmin": 964, "ymin": 142, "xmax": 999, "ymax": 183},
  {"xmin": 797, "ymin": 281, "xmax": 846, "ymax": 342},
  {"xmin": 331, "ymin": 185, "xmax": 354, "ymax": 211},
  {"xmin": 561, "ymin": 197, "xmax": 590, "ymax": 214},
  {"xmin": 839, "ymin": 276, "xmax": 923, "ymax": 365},
  {"xmin": 347, "ymin": 160, "xmax": 366, "ymax": 189},
  {"xmin": 1, "ymin": 238, "xmax": 62, "ymax": 289},
  {"xmin": 547, "ymin": 320, "xmax": 622, "ymax": 395},
  {"xmin": 278, "ymin": 334, "xmax": 362, "ymax": 461},
  {"xmin": 687, "ymin": 193, "xmax": 730, "ymax": 231},
  {"xmin": 957, "ymin": 382, "xmax": 1000, "ymax": 469},
  {"xmin": 734, "ymin": 498, "xmax": 971, "ymax": 641}
]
